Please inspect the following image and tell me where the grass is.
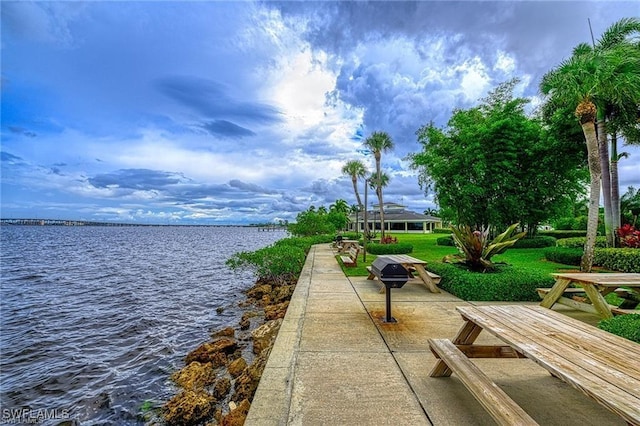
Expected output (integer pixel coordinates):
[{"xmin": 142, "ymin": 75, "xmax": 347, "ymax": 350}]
[{"xmin": 341, "ymin": 232, "xmax": 578, "ymax": 277}]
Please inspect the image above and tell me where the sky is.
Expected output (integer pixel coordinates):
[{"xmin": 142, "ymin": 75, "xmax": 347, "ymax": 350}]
[{"xmin": 1, "ymin": 1, "xmax": 639, "ymax": 225}]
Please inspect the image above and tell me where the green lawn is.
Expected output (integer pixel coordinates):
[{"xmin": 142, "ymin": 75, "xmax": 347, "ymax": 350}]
[{"xmin": 342, "ymin": 232, "xmax": 578, "ymax": 277}]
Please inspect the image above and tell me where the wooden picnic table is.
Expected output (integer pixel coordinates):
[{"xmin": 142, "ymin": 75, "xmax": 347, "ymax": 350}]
[
  {"xmin": 538, "ymin": 273, "xmax": 640, "ymax": 319},
  {"xmin": 366, "ymin": 254, "xmax": 441, "ymax": 293},
  {"xmin": 429, "ymin": 304, "xmax": 640, "ymax": 425},
  {"xmin": 338, "ymin": 239, "xmax": 360, "ymax": 253}
]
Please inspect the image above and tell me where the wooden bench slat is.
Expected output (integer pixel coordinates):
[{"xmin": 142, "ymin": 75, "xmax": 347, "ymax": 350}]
[
  {"xmin": 428, "ymin": 339, "xmax": 539, "ymax": 426},
  {"xmin": 457, "ymin": 305, "xmax": 640, "ymax": 424}
]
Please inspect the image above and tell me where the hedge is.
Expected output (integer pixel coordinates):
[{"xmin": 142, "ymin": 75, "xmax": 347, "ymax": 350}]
[
  {"xmin": 598, "ymin": 315, "xmax": 640, "ymax": 343},
  {"xmin": 436, "ymin": 236, "xmax": 455, "ymax": 246},
  {"xmin": 539, "ymin": 230, "xmax": 587, "ymax": 239},
  {"xmin": 512, "ymin": 236, "xmax": 557, "ymax": 248},
  {"xmin": 594, "ymin": 248, "xmax": 640, "ymax": 273},
  {"xmin": 543, "ymin": 247, "xmax": 583, "ymax": 266},
  {"xmin": 556, "ymin": 236, "xmax": 607, "ymax": 249},
  {"xmin": 433, "ymin": 228, "xmax": 453, "ymax": 234},
  {"xmin": 427, "ymin": 262, "xmax": 554, "ymax": 301},
  {"xmin": 366, "ymin": 242, "xmax": 413, "ymax": 255}
]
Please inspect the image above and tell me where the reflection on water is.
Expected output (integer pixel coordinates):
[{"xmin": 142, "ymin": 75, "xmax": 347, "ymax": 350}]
[{"xmin": 0, "ymin": 226, "xmax": 285, "ymax": 425}]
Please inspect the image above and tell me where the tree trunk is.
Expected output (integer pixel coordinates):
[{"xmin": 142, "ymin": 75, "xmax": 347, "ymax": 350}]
[
  {"xmin": 597, "ymin": 115, "xmax": 613, "ymax": 247},
  {"xmin": 352, "ymin": 177, "xmax": 369, "ymax": 236},
  {"xmin": 580, "ymin": 118, "xmax": 602, "ymax": 272},
  {"xmin": 375, "ymin": 155, "xmax": 385, "ymax": 238},
  {"xmin": 610, "ymin": 132, "xmax": 620, "ymax": 246}
]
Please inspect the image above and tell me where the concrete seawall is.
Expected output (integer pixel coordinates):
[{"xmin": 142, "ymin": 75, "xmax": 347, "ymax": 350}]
[{"xmin": 246, "ymin": 243, "xmax": 623, "ymax": 425}]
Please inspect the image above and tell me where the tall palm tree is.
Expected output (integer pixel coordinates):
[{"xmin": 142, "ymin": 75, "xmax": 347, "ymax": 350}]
[
  {"xmin": 342, "ymin": 159, "xmax": 368, "ymax": 235},
  {"xmin": 591, "ymin": 18, "xmax": 640, "ymax": 246},
  {"xmin": 363, "ymin": 131, "xmax": 395, "ymax": 238},
  {"xmin": 368, "ymin": 171, "xmax": 390, "ymax": 234},
  {"xmin": 541, "ymin": 26, "xmax": 640, "ymax": 270}
]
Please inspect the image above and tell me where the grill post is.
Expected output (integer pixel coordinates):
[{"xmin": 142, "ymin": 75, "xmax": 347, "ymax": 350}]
[{"xmin": 384, "ymin": 286, "xmax": 396, "ymax": 323}]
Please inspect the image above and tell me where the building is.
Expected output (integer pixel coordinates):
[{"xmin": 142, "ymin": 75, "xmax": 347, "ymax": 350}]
[{"xmin": 347, "ymin": 202, "xmax": 443, "ymax": 234}]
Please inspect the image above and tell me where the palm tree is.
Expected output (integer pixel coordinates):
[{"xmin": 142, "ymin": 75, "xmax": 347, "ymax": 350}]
[
  {"xmin": 592, "ymin": 18, "xmax": 640, "ymax": 246},
  {"xmin": 368, "ymin": 171, "xmax": 390, "ymax": 234},
  {"xmin": 539, "ymin": 49, "xmax": 607, "ymax": 271},
  {"xmin": 330, "ymin": 199, "xmax": 350, "ymax": 215},
  {"xmin": 363, "ymin": 131, "xmax": 395, "ymax": 238},
  {"xmin": 341, "ymin": 160, "xmax": 368, "ymax": 234}
]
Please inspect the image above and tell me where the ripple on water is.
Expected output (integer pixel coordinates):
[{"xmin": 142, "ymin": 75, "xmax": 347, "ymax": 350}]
[{"xmin": 0, "ymin": 226, "xmax": 285, "ymax": 425}]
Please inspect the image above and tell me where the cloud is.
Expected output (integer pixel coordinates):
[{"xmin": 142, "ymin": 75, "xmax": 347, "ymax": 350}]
[
  {"xmin": 88, "ymin": 169, "xmax": 190, "ymax": 191},
  {"xmin": 200, "ymin": 120, "xmax": 256, "ymax": 138}
]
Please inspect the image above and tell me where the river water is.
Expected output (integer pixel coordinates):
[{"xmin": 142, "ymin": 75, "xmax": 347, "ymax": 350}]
[{"xmin": 0, "ymin": 225, "xmax": 286, "ymax": 425}]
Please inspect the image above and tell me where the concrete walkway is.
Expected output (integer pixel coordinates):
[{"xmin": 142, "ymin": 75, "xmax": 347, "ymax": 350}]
[{"xmin": 246, "ymin": 244, "xmax": 624, "ymax": 425}]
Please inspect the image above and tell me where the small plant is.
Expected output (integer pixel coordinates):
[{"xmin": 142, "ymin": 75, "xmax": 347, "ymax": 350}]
[
  {"xmin": 617, "ymin": 224, "xmax": 640, "ymax": 248},
  {"xmin": 380, "ymin": 235, "xmax": 398, "ymax": 244},
  {"xmin": 444, "ymin": 223, "xmax": 526, "ymax": 272}
]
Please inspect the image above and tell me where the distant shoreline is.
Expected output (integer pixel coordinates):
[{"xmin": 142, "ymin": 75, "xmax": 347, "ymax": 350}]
[{"xmin": 0, "ymin": 218, "xmax": 288, "ymax": 229}]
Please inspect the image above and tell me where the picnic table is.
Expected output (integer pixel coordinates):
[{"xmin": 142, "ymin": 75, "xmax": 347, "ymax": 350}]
[
  {"xmin": 338, "ymin": 239, "xmax": 360, "ymax": 253},
  {"xmin": 429, "ymin": 304, "xmax": 640, "ymax": 425},
  {"xmin": 538, "ymin": 273, "xmax": 640, "ymax": 319},
  {"xmin": 366, "ymin": 254, "xmax": 441, "ymax": 293}
]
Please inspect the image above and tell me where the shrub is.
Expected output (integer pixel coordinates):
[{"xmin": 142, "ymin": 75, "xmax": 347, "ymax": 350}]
[
  {"xmin": 366, "ymin": 242, "xmax": 413, "ymax": 255},
  {"xmin": 598, "ymin": 315, "xmax": 640, "ymax": 343},
  {"xmin": 444, "ymin": 223, "xmax": 526, "ymax": 272},
  {"xmin": 556, "ymin": 236, "xmax": 607, "ymax": 249},
  {"xmin": 543, "ymin": 247, "xmax": 583, "ymax": 266},
  {"xmin": 617, "ymin": 224, "xmax": 640, "ymax": 248},
  {"xmin": 433, "ymin": 228, "xmax": 453, "ymax": 234},
  {"xmin": 436, "ymin": 236, "xmax": 455, "ymax": 246},
  {"xmin": 539, "ymin": 230, "xmax": 587, "ymax": 239},
  {"xmin": 427, "ymin": 262, "xmax": 554, "ymax": 301},
  {"xmin": 594, "ymin": 248, "xmax": 640, "ymax": 273},
  {"xmin": 512, "ymin": 236, "xmax": 557, "ymax": 248}
]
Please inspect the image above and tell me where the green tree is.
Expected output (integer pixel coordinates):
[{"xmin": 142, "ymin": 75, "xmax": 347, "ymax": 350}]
[
  {"xmin": 409, "ymin": 80, "xmax": 584, "ymax": 235},
  {"xmin": 288, "ymin": 207, "xmax": 334, "ymax": 236},
  {"xmin": 363, "ymin": 131, "xmax": 395, "ymax": 238},
  {"xmin": 342, "ymin": 160, "xmax": 369, "ymax": 235},
  {"xmin": 367, "ymin": 171, "xmax": 390, "ymax": 233},
  {"xmin": 541, "ymin": 18, "xmax": 640, "ymax": 270}
]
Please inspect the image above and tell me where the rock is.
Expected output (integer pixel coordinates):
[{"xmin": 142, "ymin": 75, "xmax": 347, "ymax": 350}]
[
  {"xmin": 227, "ymin": 357, "xmax": 248, "ymax": 378},
  {"xmin": 185, "ymin": 338, "xmax": 237, "ymax": 366},
  {"xmin": 171, "ymin": 361, "xmax": 216, "ymax": 390},
  {"xmin": 264, "ymin": 301, "xmax": 289, "ymax": 321},
  {"xmin": 271, "ymin": 285, "xmax": 295, "ymax": 303},
  {"xmin": 239, "ymin": 311, "xmax": 260, "ymax": 330},
  {"xmin": 246, "ymin": 284, "xmax": 272, "ymax": 300},
  {"xmin": 251, "ymin": 318, "xmax": 282, "ymax": 355},
  {"xmin": 211, "ymin": 327, "xmax": 235, "ymax": 339},
  {"xmin": 212, "ymin": 377, "xmax": 231, "ymax": 400},
  {"xmin": 220, "ymin": 399, "xmax": 250, "ymax": 426},
  {"xmin": 162, "ymin": 389, "xmax": 216, "ymax": 426},
  {"xmin": 231, "ymin": 350, "xmax": 269, "ymax": 402}
]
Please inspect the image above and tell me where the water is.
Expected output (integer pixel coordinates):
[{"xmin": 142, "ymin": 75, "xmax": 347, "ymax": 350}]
[{"xmin": 0, "ymin": 226, "xmax": 286, "ymax": 425}]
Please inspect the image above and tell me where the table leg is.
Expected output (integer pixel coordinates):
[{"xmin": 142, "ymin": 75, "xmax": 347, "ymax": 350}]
[
  {"xmin": 414, "ymin": 264, "xmax": 440, "ymax": 293},
  {"xmin": 430, "ymin": 320, "xmax": 482, "ymax": 377},
  {"xmin": 582, "ymin": 284, "xmax": 614, "ymax": 319},
  {"xmin": 540, "ymin": 278, "xmax": 572, "ymax": 309}
]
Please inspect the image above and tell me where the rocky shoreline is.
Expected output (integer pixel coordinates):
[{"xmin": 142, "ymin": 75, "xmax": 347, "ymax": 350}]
[{"xmin": 159, "ymin": 276, "xmax": 296, "ymax": 425}]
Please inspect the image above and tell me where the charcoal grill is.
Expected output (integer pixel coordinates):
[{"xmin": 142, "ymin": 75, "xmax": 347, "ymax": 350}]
[{"xmin": 370, "ymin": 257, "xmax": 410, "ymax": 323}]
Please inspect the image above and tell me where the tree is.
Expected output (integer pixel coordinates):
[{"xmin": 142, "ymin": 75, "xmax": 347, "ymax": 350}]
[
  {"xmin": 363, "ymin": 131, "xmax": 395, "ymax": 238},
  {"xmin": 330, "ymin": 199, "xmax": 350, "ymax": 215},
  {"xmin": 341, "ymin": 160, "xmax": 368, "ymax": 234},
  {"xmin": 541, "ymin": 18, "xmax": 640, "ymax": 270},
  {"xmin": 596, "ymin": 18, "xmax": 640, "ymax": 238},
  {"xmin": 409, "ymin": 80, "xmax": 585, "ymax": 235},
  {"xmin": 367, "ymin": 171, "xmax": 390, "ymax": 233}
]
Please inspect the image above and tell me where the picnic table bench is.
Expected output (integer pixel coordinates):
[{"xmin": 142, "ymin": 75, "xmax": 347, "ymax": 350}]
[
  {"xmin": 339, "ymin": 246, "xmax": 359, "ymax": 268},
  {"xmin": 366, "ymin": 254, "xmax": 441, "ymax": 293},
  {"xmin": 538, "ymin": 273, "xmax": 640, "ymax": 319},
  {"xmin": 429, "ymin": 304, "xmax": 640, "ymax": 425}
]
